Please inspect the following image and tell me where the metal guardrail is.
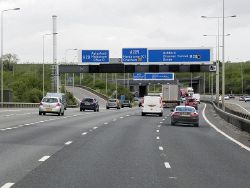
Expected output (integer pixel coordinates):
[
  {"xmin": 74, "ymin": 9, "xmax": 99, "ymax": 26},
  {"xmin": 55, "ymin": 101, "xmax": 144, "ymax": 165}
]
[
  {"xmin": 1, "ymin": 103, "xmax": 78, "ymax": 108},
  {"xmin": 1, "ymin": 102, "xmax": 39, "ymax": 108},
  {"xmin": 75, "ymin": 85, "xmax": 109, "ymax": 101},
  {"xmin": 201, "ymin": 99, "xmax": 250, "ymax": 133}
]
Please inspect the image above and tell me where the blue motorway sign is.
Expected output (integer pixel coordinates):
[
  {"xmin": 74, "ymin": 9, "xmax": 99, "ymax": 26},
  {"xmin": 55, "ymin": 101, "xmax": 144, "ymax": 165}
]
[
  {"xmin": 122, "ymin": 48, "xmax": 147, "ymax": 63},
  {"xmin": 82, "ymin": 50, "xmax": 109, "ymax": 63},
  {"xmin": 133, "ymin": 73, "xmax": 174, "ymax": 80},
  {"xmin": 148, "ymin": 49, "xmax": 211, "ymax": 63}
]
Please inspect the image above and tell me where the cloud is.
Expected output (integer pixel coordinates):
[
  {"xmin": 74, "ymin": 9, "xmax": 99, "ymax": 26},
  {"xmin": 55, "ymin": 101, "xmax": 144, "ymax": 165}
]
[{"xmin": 0, "ymin": 0, "xmax": 249, "ymax": 62}]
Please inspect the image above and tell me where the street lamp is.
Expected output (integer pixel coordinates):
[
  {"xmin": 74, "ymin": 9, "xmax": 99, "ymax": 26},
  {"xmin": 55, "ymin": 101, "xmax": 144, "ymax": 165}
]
[
  {"xmin": 42, "ymin": 33, "xmax": 55, "ymax": 97},
  {"xmin": 203, "ymin": 33, "xmax": 230, "ymax": 101},
  {"xmin": 65, "ymin": 48, "xmax": 78, "ymax": 94},
  {"xmin": 201, "ymin": 10, "xmax": 236, "ymax": 110},
  {"xmin": 1, "ymin": 7, "xmax": 20, "ymax": 107}
]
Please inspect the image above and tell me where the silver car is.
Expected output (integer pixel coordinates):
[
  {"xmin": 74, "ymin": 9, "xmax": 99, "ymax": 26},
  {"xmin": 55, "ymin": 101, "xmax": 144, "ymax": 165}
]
[{"xmin": 39, "ymin": 97, "xmax": 65, "ymax": 116}]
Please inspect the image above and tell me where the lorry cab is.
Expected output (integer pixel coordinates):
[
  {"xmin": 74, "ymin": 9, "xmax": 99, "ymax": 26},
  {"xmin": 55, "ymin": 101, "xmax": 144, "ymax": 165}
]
[{"xmin": 141, "ymin": 96, "xmax": 163, "ymax": 116}]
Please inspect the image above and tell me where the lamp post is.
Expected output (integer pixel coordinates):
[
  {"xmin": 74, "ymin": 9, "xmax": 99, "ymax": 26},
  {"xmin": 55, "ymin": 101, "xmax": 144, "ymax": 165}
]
[
  {"xmin": 42, "ymin": 33, "xmax": 54, "ymax": 97},
  {"xmin": 203, "ymin": 33, "xmax": 230, "ymax": 101},
  {"xmin": 65, "ymin": 48, "xmax": 77, "ymax": 93},
  {"xmin": 1, "ymin": 7, "xmax": 20, "ymax": 107},
  {"xmin": 201, "ymin": 11, "xmax": 236, "ymax": 109}
]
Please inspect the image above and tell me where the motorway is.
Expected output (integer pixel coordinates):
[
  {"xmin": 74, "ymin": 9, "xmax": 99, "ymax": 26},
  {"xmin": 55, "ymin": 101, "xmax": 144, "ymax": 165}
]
[
  {"xmin": 225, "ymin": 96, "xmax": 250, "ymax": 114},
  {"xmin": 0, "ymin": 88, "xmax": 249, "ymax": 188}
]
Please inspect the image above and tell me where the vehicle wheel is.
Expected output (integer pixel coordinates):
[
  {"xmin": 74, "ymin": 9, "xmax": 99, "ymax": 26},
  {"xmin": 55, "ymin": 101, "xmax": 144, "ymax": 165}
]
[
  {"xmin": 58, "ymin": 111, "xmax": 61, "ymax": 116},
  {"xmin": 171, "ymin": 121, "xmax": 175, "ymax": 126},
  {"xmin": 194, "ymin": 123, "xmax": 199, "ymax": 127},
  {"xmin": 97, "ymin": 108, "xmax": 99, "ymax": 112},
  {"xmin": 83, "ymin": 109, "xmax": 85, "ymax": 111},
  {"xmin": 106, "ymin": 107, "xmax": 109, "ymax": 109},
  {"xmin": 121, "ymin": 106, "xmax": 124, "ymax": 108},
  {"xmin": 159, "ymin": 113, "xmax": 163, "ymax": 117},
  {"xmin": 43, "ymin": 113, "xmax": 46, "ymax": 115},
  {"xmin": 94, "ymin": 108, "xmax": 97, "ymax": 112},
  {"xmin": 61, "ymin": 111, "xmax": 64, "ymax": 116},
  {"xmin": 39, "ymin": 112, "xmax": 42, "ymax": 115},
  {"xmin": 80, "ymin": 108, "xmax": 82, "ymax": 112},
  {"xmin": 64, "ymin": 107, "xmax": 67, "ymax": 110},
  {"xmin": 141, "ymin": 112, "xmax": 145, "ymax": 116}
]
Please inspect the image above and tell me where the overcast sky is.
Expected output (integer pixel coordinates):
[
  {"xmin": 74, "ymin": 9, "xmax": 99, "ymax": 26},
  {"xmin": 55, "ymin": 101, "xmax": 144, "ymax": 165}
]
[{"xmin": 0, "ymin": 0, "xmax": 249, "ymax": 63}]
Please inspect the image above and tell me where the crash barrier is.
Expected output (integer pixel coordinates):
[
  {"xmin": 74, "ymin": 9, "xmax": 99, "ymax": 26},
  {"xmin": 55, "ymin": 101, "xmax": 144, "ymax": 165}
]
[
  {"xmin": 75, "ymin": 85, "xmax": 109, "ymax": 101},
  {"xmin": 201, "ymin": 99, "xmax": 250, "ymax": 133},
  {"xmin": 1, "ymin": 102, "xmax": 39, "ymax": 108},
  {"xmin": 0, "ymin": 102, "xmax": 77, "ymax": 108}
]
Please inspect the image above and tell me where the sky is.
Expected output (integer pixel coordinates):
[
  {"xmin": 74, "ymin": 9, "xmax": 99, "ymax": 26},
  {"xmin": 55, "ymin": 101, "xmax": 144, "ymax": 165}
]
[{"xmin": 0, "ymin": 0, "xmax": 249, "ymax": 63}]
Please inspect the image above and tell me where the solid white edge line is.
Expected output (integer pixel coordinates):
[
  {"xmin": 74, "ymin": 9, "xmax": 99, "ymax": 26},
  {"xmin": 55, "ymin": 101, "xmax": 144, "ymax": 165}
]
[
  {"xmin": 164, "ymin": 162, "xmax": 171, "ymax": 168},
  {"xmin": 1, "ymin": 183, "xmax": 15, "ymax": 188},
  {"xmin": 65, "ymin": 141, "xmax": 73, "ymax": 145},
  {"xmin": 38, "ymin": 156, "xmax": 50, "ymax": 162},
  {"xmin": 202, "ymin": 103, "xmax": 250, "ymax": 152}
]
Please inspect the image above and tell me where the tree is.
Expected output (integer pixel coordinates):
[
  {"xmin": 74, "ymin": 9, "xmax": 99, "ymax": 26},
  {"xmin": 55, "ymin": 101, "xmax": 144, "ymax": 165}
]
[{"xmin": 1, "ymin": 53, "xmax": 19, "ymax": 71}]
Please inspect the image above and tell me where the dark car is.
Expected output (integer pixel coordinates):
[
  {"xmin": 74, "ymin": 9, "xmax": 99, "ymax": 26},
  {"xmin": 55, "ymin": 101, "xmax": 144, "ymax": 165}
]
[
  {"xmin": 185, "ymin": 97, "xmax": 198, "ymax": 110},
  {"xmin": 239, "ymin": 96, "xmax": 245, "ymax": 101},
  {"xmin": 171, "ymin": 106, "xmax": 199, "ymax": 127},
  {"xmin": 80, "ymin": 98, "xmax": 99, "ymax": 112},
  {"xmin": 228, "ymin": 94, "xmax": 235, "ymax": 99},
  {"xmin": 121, "ymin": 100, "xmax": 132, "ymax": 108}
]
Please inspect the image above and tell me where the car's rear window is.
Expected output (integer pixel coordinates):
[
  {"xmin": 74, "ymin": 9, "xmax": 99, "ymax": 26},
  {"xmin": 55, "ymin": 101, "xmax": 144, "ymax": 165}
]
[
  {"xmin": 109, "ymin": 99, "xmax": 116, "ymax": 102},
  {"xmin": 187, "ymin": 99, "xmax": 196, "ymax": 102},
  {"xmin": 42, "ymin": 98, "xmax": 58, "ymax": 103},
  {"xmin": 175, "ymin": 107, "xmax": 195, "ymax": 112},
  {"xmin": 123, "ymin": 100, "xmax": 129, "ymax": 103},
  {"xmin": 83, "ymin": 98, "xmax": 94, "ymax": 103}
]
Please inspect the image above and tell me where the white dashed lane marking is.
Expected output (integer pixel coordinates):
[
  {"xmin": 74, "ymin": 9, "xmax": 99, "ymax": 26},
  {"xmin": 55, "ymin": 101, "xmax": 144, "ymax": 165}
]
[
  {"xmin": 158, "ymin": 125, "xmax": 161, "ymax": 128},
  {"xmin": 82, "ymin": 132, "xmax": 88, "ymax": 135},
  {"xmin": 164, "ymin": 162, "xmax": 171, "ymax": 169},
  {"xmin": 156, "ymin": 130, "xmax": 159, "ymax": 133},
  {"xmin": 38, "ymin": 156, "xmax": 50, "ymax": 162},
  {"xmin": 93, "ymin": 127, "xmax": 98, "ymax": 129},
  {"xmin": 1, "ymin": 183, "xmax": 15, "ymax": 188},
  {"xmin": 156, "ymin": 136, "xmax": 160, "ymax": 140},
  {"xmin": 160, "ymin": 122, "xmax": 163, "ymax": 124},
  {"xmin": 159, "ymin": 146, "xmax": 164, "ymax": 151},
  {"xmin": 65, "ymin": 141, "xmax": 73, "ymax": 145}
]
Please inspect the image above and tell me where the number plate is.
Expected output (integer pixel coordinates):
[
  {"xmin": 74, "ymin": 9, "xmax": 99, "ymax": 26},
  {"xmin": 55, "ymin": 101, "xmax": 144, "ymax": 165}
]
[{"xmin": 46, "ymin": 108, "xmax": 52, "ymax": 111}]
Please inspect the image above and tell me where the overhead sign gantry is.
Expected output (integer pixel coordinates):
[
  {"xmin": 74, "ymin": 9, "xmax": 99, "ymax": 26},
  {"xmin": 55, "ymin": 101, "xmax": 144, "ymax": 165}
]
[{"xmin": 60, "ymin": 47, "xmax": 214, "ymax": 73}]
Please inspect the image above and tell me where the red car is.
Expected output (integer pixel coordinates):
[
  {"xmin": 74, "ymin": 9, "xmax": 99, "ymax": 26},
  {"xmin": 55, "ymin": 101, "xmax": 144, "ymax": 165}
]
[{"xmin": 185, "ymin": 98, "xmax": 198, "ymax": 110}]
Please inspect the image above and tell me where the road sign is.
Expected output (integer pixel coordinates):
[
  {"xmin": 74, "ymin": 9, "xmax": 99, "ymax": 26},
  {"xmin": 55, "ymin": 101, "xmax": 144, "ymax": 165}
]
[
  {"xmin": 122, "ymin": 48, "xmax": 147, "ymax": 63},
  {"xmin": 133, "ymin": 73, "xmax": 146, "ymax": 80},
  {"xmin": 133, "ymin": 73, "xmax": 174, "ymax": 80},
  {"xmin": 148, "ymin": 48, "xmax": 212, "ymax": 64},
  {"xmin": 81, "ymin": 50, "xmax": 109, "ymax": 63}
]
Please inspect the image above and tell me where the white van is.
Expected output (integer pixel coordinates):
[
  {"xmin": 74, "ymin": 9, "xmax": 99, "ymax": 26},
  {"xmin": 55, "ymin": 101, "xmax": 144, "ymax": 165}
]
[
  {"xmin": 193, "ymin": 93, "xmax": 200, "ymax": 104},
  {"xmin": 141, "ymin": 96, "xmax": 163, "ymax": 116}
]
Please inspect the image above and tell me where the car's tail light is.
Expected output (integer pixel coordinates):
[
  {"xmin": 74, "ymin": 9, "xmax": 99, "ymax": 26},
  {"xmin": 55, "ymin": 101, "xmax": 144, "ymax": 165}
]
[
  {"xmin": 56, "ymin": 103, "xmax": 61, "ymax": 107},
  {"xmin": 191, "ymin": 112, "xmax": 199, "ymax": 117}
]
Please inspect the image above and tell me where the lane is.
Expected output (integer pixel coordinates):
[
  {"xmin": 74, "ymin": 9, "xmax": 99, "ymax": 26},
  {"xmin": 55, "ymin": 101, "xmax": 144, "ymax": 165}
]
[
  {"xmin": 0, "ymin": 106, "xmax": 138, "ymax": 186},
  {"xmin": 66, "ymin": 86, "xmax": 107, "ymax": 108},
  {"xmin": 159, "ymin": 103, "xmax": 250, "ymax": 188},
  {"xmin": 13, "ymin": 110, "xmax": 175, "ymax": 188},
  {"xmin": 12, "ymin": 104, "xmax": 250, "ymax": 188},
  {"xmin": 225, "ymin": 97, "xmax": 250, "ymax": 113}
]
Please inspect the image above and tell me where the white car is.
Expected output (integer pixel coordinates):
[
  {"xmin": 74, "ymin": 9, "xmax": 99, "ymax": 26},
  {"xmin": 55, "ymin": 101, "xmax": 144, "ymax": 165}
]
[
  {"xmin": 39, "ymin": 97, "xmax": 65, "ymax": 116},
  {"xmin": 193, "ymin": 93, "xmax": 200, "ymax": 104},
  {"xmin": 141, "ymin": 96, "xmax": 163, "ymax": 116},
  {"xmin": 244, "ymin": 96, "xmax": 250, "ymax": 102},
  {"xmin": 224, "ymin": 95, "xmax": 230, "ymax": 100}
]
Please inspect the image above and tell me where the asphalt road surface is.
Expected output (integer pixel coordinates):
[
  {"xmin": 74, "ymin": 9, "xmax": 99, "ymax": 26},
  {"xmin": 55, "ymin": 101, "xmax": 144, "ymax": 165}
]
[
  {"xmin": 225, "ymin": 96, "xmax": 250, "ymax": 113},
  {"xmin": 0, "ymin": 90, "xmax": 249, "ymax": 188}
]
